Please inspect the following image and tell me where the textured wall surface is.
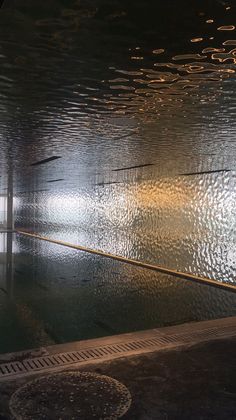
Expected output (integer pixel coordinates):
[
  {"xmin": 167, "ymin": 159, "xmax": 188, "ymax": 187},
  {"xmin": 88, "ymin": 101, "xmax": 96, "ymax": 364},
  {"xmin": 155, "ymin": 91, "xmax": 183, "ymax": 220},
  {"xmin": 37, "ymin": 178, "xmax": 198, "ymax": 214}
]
[
  {"xmin": 14, "ymin": 169, "xmax": 236, "ymax": 284},
  {"xmin": 1, "ymin": 0, "xmax": 235, "ymax": 287}
]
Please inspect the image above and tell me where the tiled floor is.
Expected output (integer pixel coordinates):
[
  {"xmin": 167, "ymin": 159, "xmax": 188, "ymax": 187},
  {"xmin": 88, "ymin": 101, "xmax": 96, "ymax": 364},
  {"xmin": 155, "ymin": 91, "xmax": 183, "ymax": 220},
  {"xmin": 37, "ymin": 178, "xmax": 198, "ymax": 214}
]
[{"xmin": 0, "ymin": 318, "xmax": 236, "ymax": 419}]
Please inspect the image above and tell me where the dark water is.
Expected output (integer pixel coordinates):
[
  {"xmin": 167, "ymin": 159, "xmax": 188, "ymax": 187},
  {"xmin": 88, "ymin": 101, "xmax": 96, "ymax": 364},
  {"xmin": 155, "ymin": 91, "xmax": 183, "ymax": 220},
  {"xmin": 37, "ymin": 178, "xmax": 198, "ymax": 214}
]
[
  {"xmin": 0, "ymin": 233, "xmax": 235, "ymax": 354},
  {"xmin": 1, "ymin": 0, "xmax": 235, "ymax": 178}
]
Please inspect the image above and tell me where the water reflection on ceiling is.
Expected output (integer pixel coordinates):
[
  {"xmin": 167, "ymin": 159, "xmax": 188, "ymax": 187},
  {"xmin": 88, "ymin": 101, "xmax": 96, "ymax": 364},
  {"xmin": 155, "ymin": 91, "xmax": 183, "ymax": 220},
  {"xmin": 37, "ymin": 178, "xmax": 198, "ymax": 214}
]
[{"xmin": 0, "ymin": 0, "xmax": 235, "ymax": 190}]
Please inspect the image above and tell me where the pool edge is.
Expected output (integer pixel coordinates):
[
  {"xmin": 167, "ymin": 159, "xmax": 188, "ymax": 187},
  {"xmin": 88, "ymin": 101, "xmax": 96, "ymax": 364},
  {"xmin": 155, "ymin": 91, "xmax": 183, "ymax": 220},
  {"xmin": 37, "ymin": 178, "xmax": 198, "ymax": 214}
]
[
  {"xmin": 1, "ymin": 316, "xmax": 236, "ymax": 381},
  {"xmin": 15, "ymin": 230, "xmax": 236, "ymax": 293}
]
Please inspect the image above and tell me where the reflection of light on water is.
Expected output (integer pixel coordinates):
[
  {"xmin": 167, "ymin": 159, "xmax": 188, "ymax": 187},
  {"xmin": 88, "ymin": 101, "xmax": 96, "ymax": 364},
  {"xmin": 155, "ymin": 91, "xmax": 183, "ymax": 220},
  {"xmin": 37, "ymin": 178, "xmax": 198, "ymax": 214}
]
[
  {"xmin": 0, "ymin": 232, "xmax": 7, "ymax": 253},
  {"xmin": 191, "ymin": 38, "xmax": 204, "ymax": 43},
  {"xmin": 0, "ymin": 196, "xmax": 7, "ymax": 226},
  {"xmin": 4, "ymin": 2, "xmax": 236, "ymax": 284},
  {"xmin": 217, "ymin": 25, "xmax": 235, "ymax": 31}
]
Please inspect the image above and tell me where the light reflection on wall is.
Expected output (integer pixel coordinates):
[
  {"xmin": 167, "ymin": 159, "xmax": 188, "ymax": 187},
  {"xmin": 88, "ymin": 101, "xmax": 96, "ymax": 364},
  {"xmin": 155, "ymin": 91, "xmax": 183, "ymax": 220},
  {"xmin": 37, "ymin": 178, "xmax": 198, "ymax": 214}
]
[
  {"xmin": 0, "ymin": 196, "xmax": 7, "ymax": 227},
  {"xmin": 45, "ymin": 195, "xmax": 88, "ymax": 225},
  {"xmin": 14, "ymin": 170, "xmax": 236, "ymax": 284}
]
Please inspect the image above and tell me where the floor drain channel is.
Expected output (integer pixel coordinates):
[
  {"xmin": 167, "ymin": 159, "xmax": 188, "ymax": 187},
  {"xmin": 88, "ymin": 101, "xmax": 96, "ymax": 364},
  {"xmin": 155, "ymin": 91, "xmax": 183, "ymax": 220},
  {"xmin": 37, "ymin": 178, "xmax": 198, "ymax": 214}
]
[
  {"xmin": 9, "ymin": 371, "xmax": 132, "ymax": 420},
  {"xmin": 0, "ymin": 336, "xmax": 175, "ymax": 379},
  {"xmin": 1, "ymin": 324, "xmax": 235, "ymax": 380}
]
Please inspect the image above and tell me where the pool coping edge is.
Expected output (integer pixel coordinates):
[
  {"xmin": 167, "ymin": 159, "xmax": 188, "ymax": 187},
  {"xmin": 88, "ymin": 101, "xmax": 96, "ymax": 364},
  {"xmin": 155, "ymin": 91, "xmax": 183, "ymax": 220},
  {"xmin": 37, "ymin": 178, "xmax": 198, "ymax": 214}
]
[{"xmin": 0, "ymin": 316, "xmax": 236, "ymax": 382}]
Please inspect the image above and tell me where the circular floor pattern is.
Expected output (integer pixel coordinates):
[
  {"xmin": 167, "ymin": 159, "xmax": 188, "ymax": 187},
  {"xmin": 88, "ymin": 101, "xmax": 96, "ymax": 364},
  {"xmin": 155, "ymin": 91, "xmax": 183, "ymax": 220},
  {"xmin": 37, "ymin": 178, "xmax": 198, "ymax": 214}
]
[{"xmin": 9, "ymin": 371, "xmax": 132, "ymax": 420}]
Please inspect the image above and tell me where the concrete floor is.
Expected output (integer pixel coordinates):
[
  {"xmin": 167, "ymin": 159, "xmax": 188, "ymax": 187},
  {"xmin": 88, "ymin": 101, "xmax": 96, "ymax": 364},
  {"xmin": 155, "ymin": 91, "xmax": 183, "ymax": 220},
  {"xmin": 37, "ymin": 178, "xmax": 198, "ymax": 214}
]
[{"xmin": 0, "ymin": 334, "xmax": 236, "ymax": 419}]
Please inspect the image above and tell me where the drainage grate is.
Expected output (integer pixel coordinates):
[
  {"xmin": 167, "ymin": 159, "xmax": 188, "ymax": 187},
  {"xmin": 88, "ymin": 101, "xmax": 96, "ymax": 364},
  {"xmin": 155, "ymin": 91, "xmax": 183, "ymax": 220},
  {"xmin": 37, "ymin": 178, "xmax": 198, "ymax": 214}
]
[{"xmin": 0, "ymin": 324, "xmax": 235, "ymax": 380}]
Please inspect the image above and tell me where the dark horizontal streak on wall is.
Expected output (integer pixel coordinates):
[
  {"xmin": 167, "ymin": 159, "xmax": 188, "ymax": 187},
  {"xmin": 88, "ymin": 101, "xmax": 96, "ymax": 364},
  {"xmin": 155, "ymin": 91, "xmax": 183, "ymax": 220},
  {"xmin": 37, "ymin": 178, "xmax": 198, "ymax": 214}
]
[
  {"xmin": 113, "ymin": 132, "xmax": 136, "ymax": 141},
  {"xmin": 112, "ymin": 163, "xmax": 154, "ymax": 172},
  {"xmin": 47, "ymin": 179, "xmax": 64, "ymax": 183},
  {"xmin": 179, "ymin": 169, "xmax": 231, "ymax": 176},
  {"xmin": 31, "ymin": 156, "xmax": 61, "ymax": 166},
  {"xmin": 17, "ymin": 189, "xmax": 49, "ymax": 194},
  {"xmin": 95, "ymin": 182, "xmax": 123, "ymax": 186}
]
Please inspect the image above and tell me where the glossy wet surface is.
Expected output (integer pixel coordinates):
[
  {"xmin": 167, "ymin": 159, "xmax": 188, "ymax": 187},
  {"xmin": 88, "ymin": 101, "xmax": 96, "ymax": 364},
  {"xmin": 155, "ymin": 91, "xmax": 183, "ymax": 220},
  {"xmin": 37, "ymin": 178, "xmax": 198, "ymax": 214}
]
[
  {"xmin": 0, "ymin": 0, "xmax": 235, "ymax": 284},
  {"xmin": 0, "ymin": 233, "xmax": 236, "ymax": 354},
  {"xmin": 0, "ymin": 0, "xmax": 236, "ymax": 179},
  {"xmin": 9, "ymin": 372, "xmax": 132, "ymax": 419},
  {"xmin": 0, "ymin": 335, "xmax": 236, "ymax": 419}
]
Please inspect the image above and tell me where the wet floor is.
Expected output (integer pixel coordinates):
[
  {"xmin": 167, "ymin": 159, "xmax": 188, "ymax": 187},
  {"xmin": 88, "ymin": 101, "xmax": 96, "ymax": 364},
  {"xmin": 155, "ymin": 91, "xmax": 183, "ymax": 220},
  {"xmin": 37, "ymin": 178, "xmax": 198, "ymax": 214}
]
[{"xmin": 0, "ymin": 335, "xmax": 236, "ymax": 419}]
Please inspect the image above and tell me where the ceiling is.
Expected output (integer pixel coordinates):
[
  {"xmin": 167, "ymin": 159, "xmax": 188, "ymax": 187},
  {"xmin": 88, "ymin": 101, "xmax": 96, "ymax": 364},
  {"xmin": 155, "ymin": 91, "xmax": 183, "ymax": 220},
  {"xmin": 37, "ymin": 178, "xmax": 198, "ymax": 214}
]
[{"xmin": 0, "ymin": 0, "xmax": 235, "ymax": 193}]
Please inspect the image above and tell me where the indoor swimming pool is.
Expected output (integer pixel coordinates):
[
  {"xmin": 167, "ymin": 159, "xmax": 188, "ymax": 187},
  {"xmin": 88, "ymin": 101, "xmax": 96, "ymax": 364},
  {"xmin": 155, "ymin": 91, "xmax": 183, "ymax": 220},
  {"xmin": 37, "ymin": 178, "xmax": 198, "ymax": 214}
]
[
  {"xmin": 0, "ymin": 0, "xmax": 235, "ymax": 418},
  {"xmin": 0, "ymin": 232, "xmax": 235, "ymax": 355}
]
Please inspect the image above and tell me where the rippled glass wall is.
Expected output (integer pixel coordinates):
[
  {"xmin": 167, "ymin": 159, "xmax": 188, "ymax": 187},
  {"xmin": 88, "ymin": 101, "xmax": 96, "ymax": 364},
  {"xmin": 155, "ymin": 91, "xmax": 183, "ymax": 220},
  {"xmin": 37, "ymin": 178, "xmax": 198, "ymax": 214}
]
[
  {"xmin": 0, "ymin": 0, "xmax": 234, "ymax": 286},
  {"xmin": 14, "ymin": 167, "xmax": 236, "ymax": 284}
]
